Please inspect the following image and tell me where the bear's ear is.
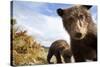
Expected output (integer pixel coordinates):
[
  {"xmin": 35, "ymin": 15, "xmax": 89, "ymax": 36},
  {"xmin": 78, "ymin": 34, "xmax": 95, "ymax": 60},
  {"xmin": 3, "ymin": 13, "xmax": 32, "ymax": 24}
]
[
  {"xmin": 57, "ymin": 8, "xmax": 64, "ymax": 16},
  {"xmin": 81, "ymin": 5, "xmax": 92, "ymax": 10}
]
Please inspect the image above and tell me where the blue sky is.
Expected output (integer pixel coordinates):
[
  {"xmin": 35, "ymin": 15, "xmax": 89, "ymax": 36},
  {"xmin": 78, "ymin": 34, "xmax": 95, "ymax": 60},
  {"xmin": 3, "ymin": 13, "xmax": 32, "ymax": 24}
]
[{"xmin": 13, "ymin": 1, "xmax": 97, "ymax": 47}]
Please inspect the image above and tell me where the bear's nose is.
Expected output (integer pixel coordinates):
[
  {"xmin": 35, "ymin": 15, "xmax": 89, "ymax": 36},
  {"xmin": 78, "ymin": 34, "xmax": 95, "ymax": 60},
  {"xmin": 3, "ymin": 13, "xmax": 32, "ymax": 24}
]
[{"xmin": 75, "ymin": 32, "xmax": 82, "ymax": 38}]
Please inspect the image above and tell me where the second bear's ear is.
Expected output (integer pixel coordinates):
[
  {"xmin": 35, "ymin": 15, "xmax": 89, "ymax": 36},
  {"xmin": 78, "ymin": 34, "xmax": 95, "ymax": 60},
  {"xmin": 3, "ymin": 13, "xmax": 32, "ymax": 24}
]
[
  {"xmin": 81, "ymin": 5, "xmax": 92, "ymax": 10},
  {"xmin": 57, "ymin": 8, "xmax": 64, "ymax": 16}
]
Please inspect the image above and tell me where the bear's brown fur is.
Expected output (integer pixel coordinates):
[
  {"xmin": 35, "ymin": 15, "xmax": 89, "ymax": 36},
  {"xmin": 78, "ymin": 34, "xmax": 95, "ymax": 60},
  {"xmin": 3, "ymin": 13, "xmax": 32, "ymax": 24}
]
[
  {"xmin": 57, "ymin": 5, "xmax": 97, "ymax": 62},
  {"xmin": 47, "ymin": 40, "xmax": 72, "ymax": 63}
]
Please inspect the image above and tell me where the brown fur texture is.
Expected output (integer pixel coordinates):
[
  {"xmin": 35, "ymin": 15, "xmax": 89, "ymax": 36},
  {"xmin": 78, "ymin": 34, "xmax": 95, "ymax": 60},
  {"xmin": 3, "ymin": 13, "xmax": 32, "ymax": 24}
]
[
  {"xmin": 57, "ymin": 5, "xmax": 97, "ymax": 62},
  {"xmin": 47, "ymin": 40, "xmax": 72, "ymax": 63}
]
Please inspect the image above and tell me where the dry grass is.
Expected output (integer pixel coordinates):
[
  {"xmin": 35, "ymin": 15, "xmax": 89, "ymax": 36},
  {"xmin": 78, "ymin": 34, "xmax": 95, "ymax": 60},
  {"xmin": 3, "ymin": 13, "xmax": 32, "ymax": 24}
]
[
  {"xmin": 12, "ymin": 29, "xmax": 47, "ymax": 66},
  {"xmin": 11, "ymin": 19, "xmax": 57, "ymax": 66}
]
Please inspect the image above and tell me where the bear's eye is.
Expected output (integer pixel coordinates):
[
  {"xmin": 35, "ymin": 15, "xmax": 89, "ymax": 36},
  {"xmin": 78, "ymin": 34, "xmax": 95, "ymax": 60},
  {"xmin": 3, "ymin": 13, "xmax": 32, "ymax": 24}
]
[
  {"xmin": 67, "ymin": 16, "xmax": 75, "ymax": 23},
  {"xmin": 65, "ymin": 17, "xmax": 74, "ymax": 25},
  {"xmin": 68, "ymin": 17, "xmax": 74, "ymax": 21},
  {"xmin": 79, "ymin": 15, "xmax": 84, "ymax": 20}
]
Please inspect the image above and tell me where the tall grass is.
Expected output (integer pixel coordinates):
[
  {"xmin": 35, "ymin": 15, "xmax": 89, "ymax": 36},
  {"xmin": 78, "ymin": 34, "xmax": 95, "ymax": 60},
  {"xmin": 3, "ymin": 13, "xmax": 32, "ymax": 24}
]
[{"xmin": 11, "ymin": 19, "xmax": 47, "ymax": 66}]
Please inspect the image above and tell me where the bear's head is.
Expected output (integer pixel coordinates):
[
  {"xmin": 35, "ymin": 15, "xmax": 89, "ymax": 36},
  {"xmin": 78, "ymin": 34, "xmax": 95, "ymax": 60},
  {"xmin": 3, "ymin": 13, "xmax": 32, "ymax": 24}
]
[{"xmin": 57, "ymin": 5, "xmax": 93, "ymax": 40}]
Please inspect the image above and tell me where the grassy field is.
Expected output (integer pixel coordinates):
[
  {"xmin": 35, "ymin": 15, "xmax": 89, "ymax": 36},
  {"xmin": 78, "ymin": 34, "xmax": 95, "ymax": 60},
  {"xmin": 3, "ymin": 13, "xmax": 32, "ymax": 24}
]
[
  {"xmin": 12, "ymin": 30, "xmax": 49, "ymax": 65},
  {"xmin": 11, "ymin": 19, "xmax": 61, "ymax": 66}
]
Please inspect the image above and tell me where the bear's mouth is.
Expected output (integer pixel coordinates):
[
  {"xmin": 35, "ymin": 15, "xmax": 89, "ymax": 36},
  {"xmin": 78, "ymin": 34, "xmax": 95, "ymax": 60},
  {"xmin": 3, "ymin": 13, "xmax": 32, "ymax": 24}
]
[{"xmin": 72, "ymin": 34, "xmax": 86, "ymax": 40}]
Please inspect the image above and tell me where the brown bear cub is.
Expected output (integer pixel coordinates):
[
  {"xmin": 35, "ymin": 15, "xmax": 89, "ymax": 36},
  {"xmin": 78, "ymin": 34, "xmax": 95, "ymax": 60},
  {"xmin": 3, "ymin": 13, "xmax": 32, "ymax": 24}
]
[
  {"xmin": 47, "ymin": 40, "xmax": 72, "ymax": 64},
  {"xmin": 57, "ymin": 5, "xmax": 97, "ymax": 62}
]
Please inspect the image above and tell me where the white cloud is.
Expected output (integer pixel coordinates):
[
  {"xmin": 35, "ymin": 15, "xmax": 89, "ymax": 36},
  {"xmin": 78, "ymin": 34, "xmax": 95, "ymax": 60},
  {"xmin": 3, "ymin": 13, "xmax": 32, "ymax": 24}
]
[
  {"xmin": 15, "ymin": 11, "xmax": 70, "ymax": 47},
  {"xmin": 42, "ymin": 15, "xmax": 70, "ymax": 45},
  {"xmin": 92, "ymin": 14, "xmax": 97, "ymax": 23},
  {"xmin": 32, "ymin": 13, "xmax": 70, "ymax": 47},
  {"xmin": 15, "ymin": 23, "xmax": 45, "ymax": 37}
]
